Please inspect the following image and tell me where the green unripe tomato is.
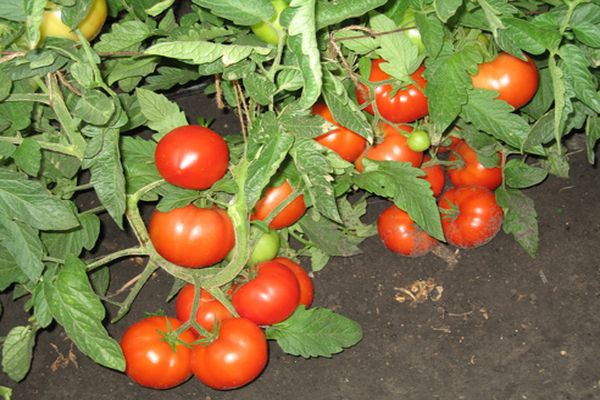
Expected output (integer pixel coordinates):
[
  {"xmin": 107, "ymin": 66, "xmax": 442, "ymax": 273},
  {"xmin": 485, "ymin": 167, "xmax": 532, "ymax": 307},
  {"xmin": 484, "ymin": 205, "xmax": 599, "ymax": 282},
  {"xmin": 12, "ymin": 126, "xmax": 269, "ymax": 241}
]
[
  {"xmin": 251, "ymin": 0, "xmax": 288, "ymax": 45},
  {"xmin": 407, "ymin": 130, "xmax": 431, "ymax": 152},
  {"xmin": 249, "ymin": 229, "xmax": 280, "ymax": 265},
  {"xmin": 400, "ymin": 9, "xmax": 424, "ymax": 53}
]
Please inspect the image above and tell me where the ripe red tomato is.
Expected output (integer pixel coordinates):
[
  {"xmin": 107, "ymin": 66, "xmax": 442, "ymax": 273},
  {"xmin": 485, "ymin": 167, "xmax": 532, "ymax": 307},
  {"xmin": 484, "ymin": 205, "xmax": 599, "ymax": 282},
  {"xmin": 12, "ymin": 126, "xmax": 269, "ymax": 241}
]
[
  {"xmin": 190, "ymin": 318, "xmax": 267, "ymax": 390},
  {"xmin": 471, "ymin": 52, "xmax": 539, "ymax": 110},
  {"xmin": 121, "ymin": 316, "xmax": 195, "ymax": 389},
  {"xmin": 356, "ymin": 58, "xmax": 428, "ymax": 123},
  {"xmin": 355, "ymin": 123, "xmax": 423, "ymax": 172},
  {"xmin": 149, "ymin": 205, "xmax": 234, "ymax": 268},
  {"xmin": 273, "ymin": 257, "xmax": 314, "ymax": 307},
  {"xmin": 39, "ymin": 0, "xmax": 107, "ymax": 43},
  {"xmin": 154, "ymin": 125, "xmax": 229, "ymax": 190},
  {"xmin": 251, "ymin": 180, "xmax": 307, "ymax": 229},
  {"xmin": 421, "ymin": 156, "xmax": 445, "ymax": 197},
  {"xmin": 312, "ymin": 103, "xmax": 367, "ymax": 162},
  {"xmin": 438, "ymin": 185, "xmax": 503, "ymax": 248},
  {"xmin": 175, "ymin": 284, "xmax": 233, "ymax": 333},
  {"xmin": 447, "ymin": 140, "xmax": 503, "ymax": 190},
  {"xmin": 232, "ymin": 261, "xmax": 300, "ymax": 325},
  {"xmin": 377, "ymin": 205, "xmax": 438, "ymax": 256},
  {"xmin": 436, "ymin": 135, "xmax": 461, "ymax": 153}
]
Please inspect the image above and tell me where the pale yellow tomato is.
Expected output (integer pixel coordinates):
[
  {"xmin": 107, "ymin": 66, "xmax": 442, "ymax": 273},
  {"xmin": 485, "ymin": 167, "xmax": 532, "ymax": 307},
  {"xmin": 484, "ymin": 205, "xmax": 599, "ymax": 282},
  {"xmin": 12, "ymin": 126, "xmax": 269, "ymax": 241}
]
[{"xmin": 39, "ymin": 0, "xmax": 107, "ymax": 43}]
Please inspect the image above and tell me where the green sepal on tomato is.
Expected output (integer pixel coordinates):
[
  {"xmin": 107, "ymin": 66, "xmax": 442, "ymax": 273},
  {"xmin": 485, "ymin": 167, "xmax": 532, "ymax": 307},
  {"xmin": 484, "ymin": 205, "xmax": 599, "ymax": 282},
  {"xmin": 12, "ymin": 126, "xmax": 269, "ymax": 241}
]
[
  {"xmin": 190, "ymin": 318, "xmax": 268, "ymax": 390},
  {"xmin": 149, "ymin": 204, "xmax": 234, "ymax": 268},
  {"xmin": 39, "ymin": 0, "xmax": 107, "ymax": 44},
  {"xmin": 121, "ymin": 316, "xmax": 195, "ymax": 390},
  {"xmin": 356, "ymin": 58, "xmax": 429, "ymax": 123}
]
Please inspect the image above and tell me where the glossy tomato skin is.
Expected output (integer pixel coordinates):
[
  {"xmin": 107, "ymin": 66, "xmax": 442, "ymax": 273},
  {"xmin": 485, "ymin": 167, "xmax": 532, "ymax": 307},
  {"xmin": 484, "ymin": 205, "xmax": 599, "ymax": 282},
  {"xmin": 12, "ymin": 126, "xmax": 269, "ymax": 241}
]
[
  {"xmin": 190, "ymin": 317, "xmax": 268, "ymax": 390},
  {"xmin": 312, "ymin": 103, "xmax": 367, "ymax": 162},
  {"xmin": 251, "ymin": 0, "xmax": 288, "ymax": 45},
  {"xmin": 149, "ymin": 205, "xmax": 234, "ymax": 268},
  {"xmin": 471, "ymin": 52, "xmax": 539, "ymax": 110},
  {"xmin": 251, "ymin": 180, "xmax": 307, "ymax": 229},
  {"xmin": 232, "ymin": 261, "xmax": 300, "ymax": 325},
  {"xmin": 39, "ymin": 0, "xmax": 107, "ymax": 43},
  {"xmin": 377, "ymin": 205, "xmax": 437, "ymax": 256},
  {"xmin": 121, "ymin": 316, "xmax": 195, "ymax": 389},
  {"xmin": 356, "ymin": 58, "xmax": 429, "ymax": 123},
  {"xmin": 407, "ymin": 130, "xmax": 430, "ymax": 152},
  {"xmin": 249, "ymin": 228, "xmax": 280, "ymax": 265},
  {"xmin": 439, "ymin": 185, "xmax": 503, "ymax": 248},
  {"xmin": 273, "ymin": 257, "xmax": 314, "ymax": 307},
  {"xmin": 448, "ymin": 140, "xmax": 503, "ymax": 190},
  {"xmin": 421, "ymin": 156, "xmax": 445, "ymax": 197},
  {"xmin": 155, "ymin": 125, "xmax": 229, "ymax": 190},
  {"xmin": 355, "ymin": 124, "xmax": 423, "ymax": 172},
  {"xmin": 175, "ymin": 284, "xmax": 233, "ymax": 333}
]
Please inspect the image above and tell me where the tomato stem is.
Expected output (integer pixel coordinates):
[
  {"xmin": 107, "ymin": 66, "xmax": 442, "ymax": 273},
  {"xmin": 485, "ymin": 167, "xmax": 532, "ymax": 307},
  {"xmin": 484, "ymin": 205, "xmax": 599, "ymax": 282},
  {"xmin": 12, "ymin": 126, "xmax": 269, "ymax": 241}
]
[
  {"xmin": 111, "ymin": 260, "xmax": 160, "ymax": 323},
  {"xmin": 85, "ymin": 246, "xmax": 149, "ymax": 272}
]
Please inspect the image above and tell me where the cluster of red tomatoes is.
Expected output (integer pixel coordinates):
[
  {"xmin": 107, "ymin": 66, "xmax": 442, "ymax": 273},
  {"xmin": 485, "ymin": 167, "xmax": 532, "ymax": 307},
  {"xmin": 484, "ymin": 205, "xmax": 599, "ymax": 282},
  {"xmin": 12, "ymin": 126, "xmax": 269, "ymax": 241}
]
[{"xmin": 121, "ymin": 125, "xmax": 315, "ymax": 390}]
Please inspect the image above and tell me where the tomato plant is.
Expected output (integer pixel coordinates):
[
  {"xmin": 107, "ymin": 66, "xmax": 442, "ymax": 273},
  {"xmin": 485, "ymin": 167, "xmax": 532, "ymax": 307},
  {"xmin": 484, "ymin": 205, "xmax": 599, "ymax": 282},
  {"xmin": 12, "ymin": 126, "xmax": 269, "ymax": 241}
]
[
  {"xmin": 313, "ymin": 103, "xmax": 367, "ymax": 162},
  {"xmin": 154, "ymin": 125, "xmax": 229, "ymax": 190},
  {"xmin": 439, "ymin": 186, "xmax": 503, "ymax": 248},
  {"xmin": 251, "ymin": 180, "xmax": 307, "ymax": 229},
  {"xmin": 447, "ymin": 140, "xmax": 503, "ymax": 191},
  {"xmin": 39, "ymin": 0, "xmax": 107, "ymax": 43},
  {"xmin": 356, "ymin": 58, "xmax": 428, "ymax": 123},
  {"xmin": 232, "ymin": 261, "xmax": 300, "ymax": 325},
  {"xmin": 407, "ymin": 130, "xmax": 430, "ymax": 152},
  {"xmin": 273, "ymin": 257, "xmax": 314, "ymax": 307},
  {"xmin": 251, "ymin": 0, "xmax": 288, "ymax": 45},
  {"xmin": 398, "ymin": 9, "xmax": 424, "ymax": 52},
  {"xmin": 149, "ymin": 205, "xmax": 234, "ymax": 268},
  {"xmin": 421, "ymin": 156, "xmax": 445, "ymax": 197},
  {"xmin": 471, "ymin": 52, "xmax": 539, "ymax": 110},
  {"xmin": 120, "ymin": 316, "xmax": 195, "ymax": 390},
  {"xmin": 190, "ymin": 318, "xmax": 268, "ymax": 390},
  {"xmin": 175, "ymin": 285, "xmax": 233, "ymax": 333},
  {"xmin": 355, "ymin": 124, "xmax": 423, "ymax": 172},
  {"xmin": 377, "ymin": 204, "xmax": 438, "ymax": 257}
]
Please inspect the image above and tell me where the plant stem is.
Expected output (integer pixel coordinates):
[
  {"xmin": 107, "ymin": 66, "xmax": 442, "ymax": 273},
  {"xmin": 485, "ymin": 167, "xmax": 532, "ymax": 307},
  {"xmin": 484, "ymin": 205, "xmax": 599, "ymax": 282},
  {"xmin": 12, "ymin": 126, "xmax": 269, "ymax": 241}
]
[
  {"xmin": 86, "ymin": 247, "xmax": 149, "ymax": 272},
  {"xmin": 0, "ymin": 136, "xmax": 81, "ymax": 158},
  {"xmin": 111, "ymin": 260, "xmax": 159, "ymax": 323}
]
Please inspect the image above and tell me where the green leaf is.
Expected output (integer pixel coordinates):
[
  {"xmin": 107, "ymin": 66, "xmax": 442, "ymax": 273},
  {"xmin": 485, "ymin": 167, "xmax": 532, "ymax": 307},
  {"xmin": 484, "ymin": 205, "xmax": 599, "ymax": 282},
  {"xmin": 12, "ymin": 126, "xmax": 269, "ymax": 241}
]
[
  {"xmin": 135, "ymin": 88, "xmax": 187, "ymax": 140},
  {"xmin": 24, "ymin": 0, "xmax": 45, "ymax": 48},
  {"xmin": 287, "ymin": 0, "xmax": 322, "ymax": 109},
  {"xmin": 559, "ymin": 45, "xmax": 600, "ymax": 114},
  {"xmin": 87, "ymin": 129, "xmax": 126, "ymax": 229},
  {"xmin": 0, "ymin": 385, "xmax": 12, "ymax": 400},
  {"xmin": 106, "ymin": 57, "xmax": 158, "ymax": 86},
  {"xmin": 145, "ymin": 40, "xmax": 271, "ymax": 67},
  {"xmin": 265, "ymin": 306, "xmax": 363, "ymax": 358},
  {"xmin": 548, "ymin": 55, "xmax": 569, "ymax": 151},
  {"xmin": 89, "ymin": 266, "xmax": 110, "ymax": 296},
  {"xmin": 334, "ymin": 30, "xmax": 378, "ymax": 55},
  {"xmin": 0, "ymin": 0, "xmax": 29, "ymax": 21},
  {"xmin": 572, "ymin": 21, "xmax": 600, "ymax": 48},
  {"xmin": 94, "ymin": 20, "xmax": 152, "ymax": 52},
  {"xmin": 1, "ymin": 326, "xmax": 35, "ymax": 382},
  {"xmin": 522, "ymin": 68, "xmax": 553, "ymax": 120},
  {"xmin": 586, "ymin": 115, "xmax": 600, "ymax": 164},
  {"xmin": 156, "ymin": 186, "xmax": 200, "ymax": 211},
  {"xmin": 462, "ymin": 89, "xmax": 542, "ymax": 154},
  {"xmin": 500, "ymin": 17, "xmax": 561, "ymax": 55},
  {"xmin": 541, "ymin": 146, "xmax": 569, "ymax": 178},
  {"xmin": 504, "ymin": 159, "xmax": 547, "ymax": 189},
  {"xmin": 299, "ymin": 209, "xmax": 363, "ymax": 257},
  {"xmin": 191, "ymin": 0, "xmax": 273, "ymax": 25},
  {"xmin": 434, "ymin": 0, "xmax": 462, "ymax": 22},
  {"xmin": 496, "ymin": 188, "xmax": 538, "ymax": 257},
  {"xmin": 41, "ymin": 213, "xmax": 101, "ymax": 259},
  {"xmin": 121, "ymin": 136, "xmax": 161, "ymax": 198},
  {"xmin": 415, "ymin": 11, "xmax": 444, "ymax": 58},
  {"xmin": 144, "ymin": 66, "xmax": 201, "ymax": 91},
  {"xmin": 73, "ymin": 90, "xmax": 116, "ymax": 126},
  {"xmin": 32, "ymin": 283, "xmax": 53, "ymax": 328},
  {"xmin": 145, "ymin": 0, "xmax": 175, "ymax": 16},
  {"xmin": 243, "ymin": 73, "xmax": 277, "ymax": 106},
  {"xmin": 0, "ymin": 168, "xmax": 78, "ymax": 230},
  {"xmin": 60, "ymin": 0, "xmax": 92, "ymax": 29},
  {"xmin": 337, "ymin": 195, "xmax": 377, "ymax": 238},
  {"xmin": 371, "ymin": 13, "xmax": 421, "ymax": 79},
  {"xmin": 0, "ymin": 247, "xmax": 27, "ymax": 291},
  {"xmin": 315, "ymin": 0, "xmax": 386, "ymax": 30},
  {"xmin": 44, "ymin": 256, "xmax": 125, "ymax": 371},
  {"xmin": 290, "ymin": 138, "xmax": 340, "ymax": 223},
  {"xmin": 353, "ymin": 160, "xmax": 444, "ymax": 241},
  {"xmin": 322, "ymin": 71, "xmax": 372, "ymax": 141},
  {"xmin": 279, "ymin": 105, "xmax": 334, "ymax": 138},
  {"xmin": 0, "ymin": 213, "xmax": 44, "ymax": 282},
  {"xmin": 12, "ymin": 138, "xmax": 41, "ymax": 177}
]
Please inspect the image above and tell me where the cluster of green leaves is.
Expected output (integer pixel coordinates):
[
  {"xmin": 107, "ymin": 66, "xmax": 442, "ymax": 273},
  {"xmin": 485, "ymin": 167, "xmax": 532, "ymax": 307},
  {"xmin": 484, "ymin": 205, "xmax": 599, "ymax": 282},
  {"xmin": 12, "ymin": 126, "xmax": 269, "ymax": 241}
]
[{"xmin": 0, "ymin": 0, "xmax": 598, "ymax": 393}]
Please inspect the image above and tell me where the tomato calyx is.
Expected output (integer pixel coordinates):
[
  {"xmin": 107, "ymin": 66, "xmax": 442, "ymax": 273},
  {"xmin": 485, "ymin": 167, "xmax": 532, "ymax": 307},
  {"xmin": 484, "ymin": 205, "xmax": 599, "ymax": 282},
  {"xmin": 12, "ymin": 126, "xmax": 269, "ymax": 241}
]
[{"xmin": 439, "ymin": 199, "xmax": 460, "ymax": 221}]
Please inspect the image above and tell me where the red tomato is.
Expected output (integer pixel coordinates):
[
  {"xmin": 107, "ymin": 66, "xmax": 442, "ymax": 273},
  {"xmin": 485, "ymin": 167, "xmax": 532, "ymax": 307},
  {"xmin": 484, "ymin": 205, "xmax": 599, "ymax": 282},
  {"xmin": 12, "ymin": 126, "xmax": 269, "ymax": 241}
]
[
  {"xmin": 312, "ymin": 103, "xmax": 367, "ymax": 162},
  {"xmin": 251, "ymin": 180, "xmax": 307, "ymax": 229},
  {"xmin": 175, "ymin": 284, "xmax": 233, "ymax": 333},
  {"xmin": 273, "ymin": 257, "xmax": 314, "ymax": 307},
  {"xmin": 447, "ymin": 140, "xmax": 503, "ymax": 190},
  {"xmin": 421, "ymin": 156, "xmax": 445, "ymax": 197},
  {"xmin": 121, "ymin": 316, "xmax": 195, "ymax": 389},
  {"xmin": 232, "ymin": 261, "xmax": 300, "ymax": 325},
  {"xmin": 438, "ymin": 185, "xmax": 503, "ymax": 248},
  {"xmin": 471, "ymin": 52, "xmax": 539, "ymax": 110},
  {"xmin": 356, "ymin": 58, "xmax": 429, "ymax": 123},
  {"xmin": 149, "ymin": 205, "xmax": 234, "ymax": 268},
  {"xmin": 436, "ymin": 135, "xmax": 461, "ymax": 154},
  {"xmin": 190, "ymin": 318, "xmax": 267, "ymax": 390},
  {"xmin": 355, "ymin": 123, "xmax": 423, "ymax": 172},
  {"xmin": 377, "ymin": 205, "xmax": 438, "ymax": 257},
  {"xmin": 155, "ymin": 125, "xmax": 229, "ymax": 190}
]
